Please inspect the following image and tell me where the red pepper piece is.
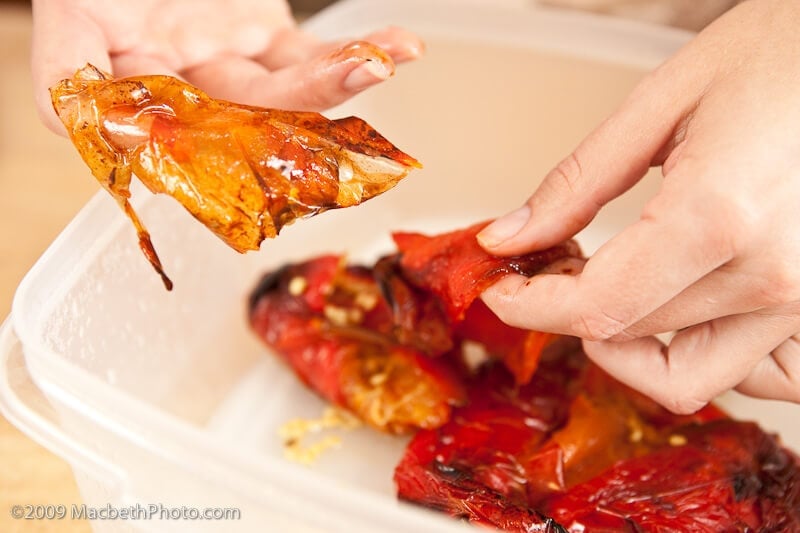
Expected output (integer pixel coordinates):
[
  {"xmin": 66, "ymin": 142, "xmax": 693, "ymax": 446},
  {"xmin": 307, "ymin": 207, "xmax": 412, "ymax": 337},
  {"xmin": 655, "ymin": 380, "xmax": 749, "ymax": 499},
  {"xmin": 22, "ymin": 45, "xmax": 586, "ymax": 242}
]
[
  {"xmin": 458, "ymin": 300, "xmax": 558, "ymax": 384},
  {"xmin": 394, "ymin": 341, "xmax": 586, "ymax": 530},
  {"xmin": 249, "ymin": 256, "xmax": 465, "ymax": 434},
  {"xmin": 393, "ymin": 221, "xmax": 581, "ymax": 321},
  {"xmin": 546, "ymin": 420, "xmax": 800, "ymax": 532},
  {"xmin": 395, "ymin": 344, "xmax": 793, "ymax": 532}
]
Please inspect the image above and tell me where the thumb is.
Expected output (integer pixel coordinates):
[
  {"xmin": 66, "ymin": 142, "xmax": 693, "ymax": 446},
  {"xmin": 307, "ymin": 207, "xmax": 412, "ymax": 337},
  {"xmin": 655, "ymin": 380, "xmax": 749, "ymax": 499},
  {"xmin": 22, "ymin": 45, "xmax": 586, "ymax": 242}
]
[
  {"xmin": 477, "ymin": 61, "xmax": 706, "ymax": 257},
  {"xmin": 32, "ymin": 0, "xmax": 111, "ymax": 135}
]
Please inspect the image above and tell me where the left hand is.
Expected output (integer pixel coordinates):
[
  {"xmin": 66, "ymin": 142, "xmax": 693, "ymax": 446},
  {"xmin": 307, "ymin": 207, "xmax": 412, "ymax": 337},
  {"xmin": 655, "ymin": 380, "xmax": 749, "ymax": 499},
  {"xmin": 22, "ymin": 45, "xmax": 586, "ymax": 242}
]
[{"xmin": 32, "ymin": 0, "xmax": 423, "ymax": 134}]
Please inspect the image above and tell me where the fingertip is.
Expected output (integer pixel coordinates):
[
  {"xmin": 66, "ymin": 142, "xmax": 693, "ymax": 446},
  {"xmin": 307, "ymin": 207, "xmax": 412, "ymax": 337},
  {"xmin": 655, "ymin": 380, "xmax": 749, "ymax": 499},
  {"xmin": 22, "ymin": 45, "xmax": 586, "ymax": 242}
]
[
  {"xmin": 33, "ymin": 85, "xmax": 67, "ymax": 136},
  {"xmin": 583, "ymin": 336, "xmax": 718, "ymax": 415},
  {"xmin": 41, "ymin": 111, "xmax": 68, "ymax": 136},
  {"xmin": 325, "ymin": 40, "xmax": 395, "ymax": 65},
  {"xmin": 480, "ymin": 273, "xmax": 527, "ymax": 304},
  {"xmin": 582, "ymin": 337, "xmax": 666, "ymax": 390},
  {"xmin": 479, "ymin": 274, "xmax": 530, "ymax": 324},
  {"xmin": 31, "ymin": 1, "xmax": 110, "ymax": 136},
  {"xmin": 476, "ymin": 205, "xmax": 531, "ymax": 253},
  {"xmin": 395, "ymin": 38, "xmax": 425, "ymax": 63},
  {"xmin": 480, "ymin": 273, "xmax": 574, "ymax": 333},
  {"xmin": 341, "ymin": 58, "xmax": 393, "ymax": 93},
  {"xmin": 297, "ymin": 40, "xmax": 398, "ymax": 103},
  {"xmin": 321, "ymin": 40, "xmax": 398, "ymax": 100},
  {"xmin": 363, "ymin": 26, "xmax": 425, "ymax": 63},
  {"xmin": 192, "ymin": 41, "xmax": 399, "ymax": 111}
]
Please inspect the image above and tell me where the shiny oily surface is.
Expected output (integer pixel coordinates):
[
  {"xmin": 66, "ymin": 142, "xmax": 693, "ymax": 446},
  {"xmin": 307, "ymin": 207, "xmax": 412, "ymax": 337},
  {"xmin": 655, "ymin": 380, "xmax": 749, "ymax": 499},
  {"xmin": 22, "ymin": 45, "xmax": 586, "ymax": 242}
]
[{"xmin": 50, "ymin": 61, "xmax": 420, "ymax": 289}]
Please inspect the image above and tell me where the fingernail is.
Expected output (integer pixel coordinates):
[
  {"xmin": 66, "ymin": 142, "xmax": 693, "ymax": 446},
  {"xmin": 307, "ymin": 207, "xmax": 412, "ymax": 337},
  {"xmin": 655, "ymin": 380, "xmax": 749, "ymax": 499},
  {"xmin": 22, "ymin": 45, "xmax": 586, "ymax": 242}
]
[
  {"xmin": 372, "ymin": 39, "xmax": 425, "ymax": 62},
  {"xmin": 477, "ymin": 206, "xmax": 531, "ymax": 248},
  {"xmin": 343, "ymin": 60, "xmax": 392, "ymax": 92}
]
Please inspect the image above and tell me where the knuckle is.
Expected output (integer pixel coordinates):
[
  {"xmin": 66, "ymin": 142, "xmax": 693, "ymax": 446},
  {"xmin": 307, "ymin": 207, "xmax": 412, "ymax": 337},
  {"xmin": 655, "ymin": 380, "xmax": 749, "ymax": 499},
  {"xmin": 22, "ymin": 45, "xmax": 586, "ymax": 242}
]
[
  {"xmin": 693, "ymin": 190, "xmax": 762, "ymax": 255},
  {"xmin": 304, "ymin": 92, "xmax": 336, "ymax": 112},
  {"xmin": 786, "ymin": 378, "xmax": 800, "ymax": 403},
  {"xmin": 547, "ymin": 152, "xmax": 584, "ymax": 195},
  {"xmin": 644, "ymin": 185, "xmax": 757, "ymax": 261},
  {"xmin": 535, "ymin": 151, "xmax": 599, "ymax": 234},
  {"xmin": 771, "ymin": 338, "xmax": 800, "ymax": 402},
  {"xmin": 571, "ymin": 305, "xmax": 630, "ymax": 341},
  {"xmin": 762, "ymin": 261, "xmax": 800, "ymax": 303},
  {"xmin": 652, "ymin": 341, "xmax": 713, "ymax": 415},
  {"xmin": 607, "ymin": 329, "xmax": 638, "ymax": 343},
  {"xmin": 781, "ymin": 377, "xmax": 800, "ymax": 403}
]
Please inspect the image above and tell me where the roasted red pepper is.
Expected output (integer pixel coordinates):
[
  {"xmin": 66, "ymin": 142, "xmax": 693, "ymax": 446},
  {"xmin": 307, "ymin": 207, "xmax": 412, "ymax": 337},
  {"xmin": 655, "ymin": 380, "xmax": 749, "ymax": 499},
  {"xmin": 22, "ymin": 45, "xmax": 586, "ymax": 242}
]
[
  {"xmin": 248, "ymin": 223, "xmax": 584, "ymax": 431},
  {"xmin": 546, "ymin": 419, "xmax": 800, "ymax": 531},
  {"xmin": 392, "ymin": 221, "xmax": 581, "ymax": 383},
  {"xmin": 394, "ymin": 349, "xmax": 798, "ymax": 532},
  {"xmin": 394, "ymin": 339, "xmax": 587, "ymax": 530},
  {"xmin": 248, "ymin": 223, "xmax": 800, "ymax": 532},
  {"xmin": 458, "ymin": 300, "xmax": 559, "ymax": 385},
  {"xmin": 249, "ymin": 256, "xmax": 464, "ymax": 434}
]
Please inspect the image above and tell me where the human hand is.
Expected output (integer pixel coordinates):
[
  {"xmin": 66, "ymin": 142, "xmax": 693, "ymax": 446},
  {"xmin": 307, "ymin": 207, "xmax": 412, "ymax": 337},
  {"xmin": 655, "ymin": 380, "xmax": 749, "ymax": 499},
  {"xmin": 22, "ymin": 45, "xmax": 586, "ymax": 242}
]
[
  {"xmin": 478, "ymin": 0, "xmax": 800, "ymax": 414},
  {"xmin": 32, "ymin": 0, "xmax": 423, "ymax": 134}
]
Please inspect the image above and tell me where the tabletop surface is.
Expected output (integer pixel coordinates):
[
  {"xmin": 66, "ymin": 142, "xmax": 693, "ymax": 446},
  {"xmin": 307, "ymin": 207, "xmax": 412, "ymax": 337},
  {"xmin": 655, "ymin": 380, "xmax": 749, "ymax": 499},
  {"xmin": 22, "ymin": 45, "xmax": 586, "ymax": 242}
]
[{"xmin": 0, "ymin": 5, "xmax": 96, "ymax": 533}]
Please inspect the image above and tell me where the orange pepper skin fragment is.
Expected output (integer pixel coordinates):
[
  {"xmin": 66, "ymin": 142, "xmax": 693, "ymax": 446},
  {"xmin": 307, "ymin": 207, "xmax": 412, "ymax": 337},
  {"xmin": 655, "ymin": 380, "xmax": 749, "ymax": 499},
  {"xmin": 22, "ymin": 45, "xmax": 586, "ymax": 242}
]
[{"xmin": 50, "ymin": 63, "xmax": 419, "ymax": 289}]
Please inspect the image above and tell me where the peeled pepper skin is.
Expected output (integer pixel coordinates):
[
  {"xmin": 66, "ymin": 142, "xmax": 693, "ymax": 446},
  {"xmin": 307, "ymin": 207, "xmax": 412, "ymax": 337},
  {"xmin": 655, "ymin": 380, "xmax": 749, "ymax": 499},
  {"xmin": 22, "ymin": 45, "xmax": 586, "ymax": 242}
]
[
  {"xmin": 393, "ymin": 221, "xmax": 582, "ymax": 321},
  {"xmin": 50, "ymin": 62, "xmax": 419, "ymax": 289}
]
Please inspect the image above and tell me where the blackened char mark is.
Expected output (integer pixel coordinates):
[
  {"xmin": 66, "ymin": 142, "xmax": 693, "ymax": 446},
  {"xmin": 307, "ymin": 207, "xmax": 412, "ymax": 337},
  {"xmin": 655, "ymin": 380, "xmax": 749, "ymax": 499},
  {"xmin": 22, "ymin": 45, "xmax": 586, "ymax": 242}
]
[
  {"xmin": 248, "ymin": 264, "xmax": 292, "ymax": 313},
  {"xmin": 373, "ymin": 254, "xmax": 403, "ymax": 312}
]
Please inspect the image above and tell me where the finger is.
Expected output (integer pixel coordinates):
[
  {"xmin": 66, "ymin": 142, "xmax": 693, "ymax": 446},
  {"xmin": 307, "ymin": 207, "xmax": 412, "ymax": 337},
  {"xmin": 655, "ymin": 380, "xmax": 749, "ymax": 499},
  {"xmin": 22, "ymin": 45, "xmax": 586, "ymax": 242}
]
[
  {"xmin": 477, "ymin": 53, "xmax": 711, "ymax": 256},
  {"xmin": 736, "ymin": 334, "xmax": 800, "ymax": 402},
  {"xmin": 251, "ymin": 27, "xmax": 318, "ymax": 70},
  {"xmin": 110, "ymin": 53, "xmax": 182, "ymax": 79},
  {"xmin": 612, "ymin": 263, "xmax": 775, "ymax": 340},
  {"xmin": 31, "ymin": 0, "xmax": 111, "ymax": 134},
  {"xmin": 482, "ymin": 175, "xmax": 735, "ymax": 339},
  {"xmin": 314, "ymin": 27, "xmax": 424, "ymax": 64},
  {"xmin": 613, "ymin": 237, "xmax": 800, "ymax": 340},
  {"xmin": 584, "ymin": 306, "xmax": 800, "ymax": 414},
  {"xmin": 183, "ymin": 42, "xmax": 395, "ymax": 111},
  {"xmin": 256, "ymin": 26, "xmax": 423, "ymax": 71}
]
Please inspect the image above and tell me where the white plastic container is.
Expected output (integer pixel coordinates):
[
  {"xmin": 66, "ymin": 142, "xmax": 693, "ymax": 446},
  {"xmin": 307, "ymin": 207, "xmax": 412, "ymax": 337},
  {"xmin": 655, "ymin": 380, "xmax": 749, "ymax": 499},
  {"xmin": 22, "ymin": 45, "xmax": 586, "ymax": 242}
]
[{"xmin": 2, "ymin": 1, "xmax": 798, "ymax": 531}]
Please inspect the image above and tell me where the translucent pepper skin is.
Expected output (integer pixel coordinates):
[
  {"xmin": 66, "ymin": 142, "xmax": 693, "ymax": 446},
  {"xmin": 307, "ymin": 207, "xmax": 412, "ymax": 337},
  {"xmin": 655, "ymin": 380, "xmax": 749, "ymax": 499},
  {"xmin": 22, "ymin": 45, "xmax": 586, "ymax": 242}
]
[{"xmin": 50, "ymin": 62, "xmax": 420, "ymax": 289}]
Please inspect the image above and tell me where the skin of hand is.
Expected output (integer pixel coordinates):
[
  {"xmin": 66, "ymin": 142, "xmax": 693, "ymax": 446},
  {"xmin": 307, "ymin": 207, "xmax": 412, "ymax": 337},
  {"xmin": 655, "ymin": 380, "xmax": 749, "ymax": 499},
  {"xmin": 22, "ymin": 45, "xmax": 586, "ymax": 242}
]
[
  {"xmin": 32, "ymin": 0, "xmax": 423, "ymax": 134},
  {"xmin": 478, "ymin": 0, "xmax": 800, "ymax": 414}
]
